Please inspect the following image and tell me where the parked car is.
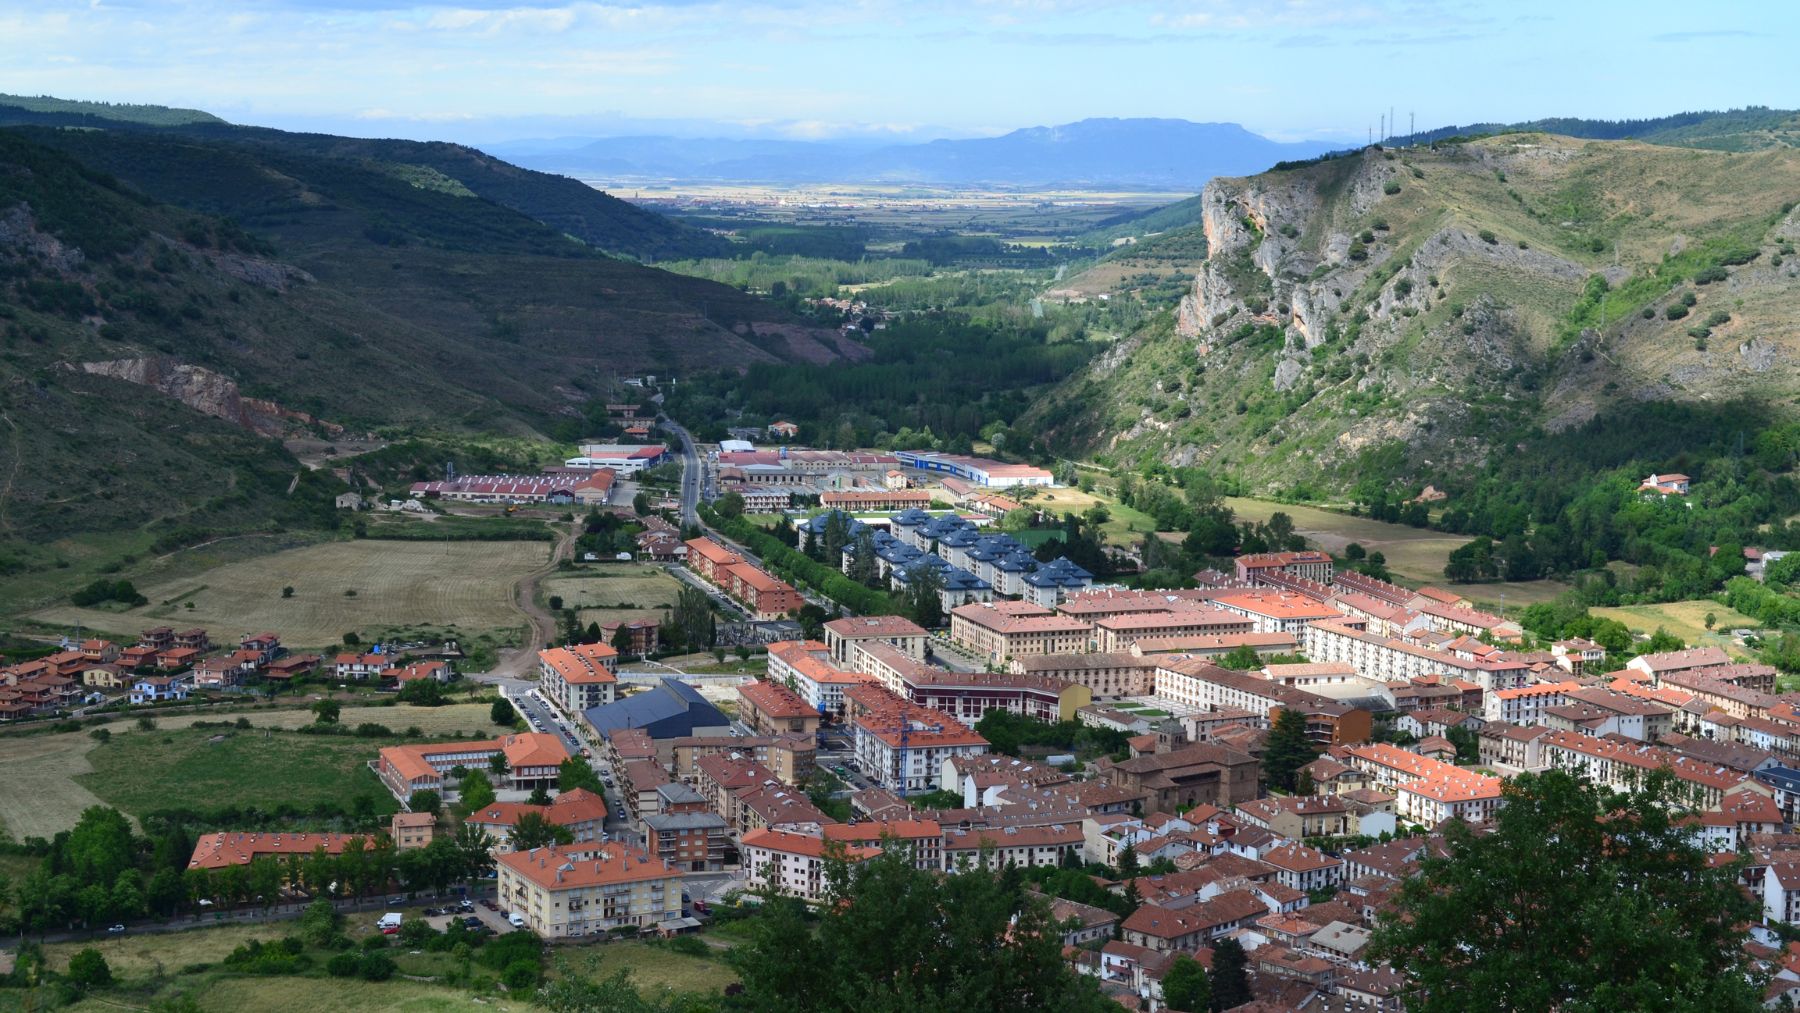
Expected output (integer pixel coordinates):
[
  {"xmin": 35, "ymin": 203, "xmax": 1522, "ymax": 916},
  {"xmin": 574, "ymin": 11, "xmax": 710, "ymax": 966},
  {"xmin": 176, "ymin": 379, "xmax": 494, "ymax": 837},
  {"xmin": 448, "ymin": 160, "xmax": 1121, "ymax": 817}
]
[
  {"xmin": 106, "ymin": 924, "xmax": 126, "ymax": 934},
  {"xmin": 458, "ymin": 899, "xmax": 475, "ymax": 912},
  {"xmin": 463, "ymin": 916, "xmax": 483, "ymax": 929},
  {"xmin": 507, "ymin": 912, "xmax": 527, "ymax": 928}
]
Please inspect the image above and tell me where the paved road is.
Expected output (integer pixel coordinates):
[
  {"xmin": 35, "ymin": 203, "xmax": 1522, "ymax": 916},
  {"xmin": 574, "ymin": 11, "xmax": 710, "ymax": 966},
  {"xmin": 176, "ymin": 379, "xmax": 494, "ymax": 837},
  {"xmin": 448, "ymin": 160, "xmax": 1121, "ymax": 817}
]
[
  {"xmin": 12, "ymin": 887, "xmax": 497, "ymax": 947},
  {"xmin": 661, "ymin": 415, "xmax": 704, "ymax": 527}
]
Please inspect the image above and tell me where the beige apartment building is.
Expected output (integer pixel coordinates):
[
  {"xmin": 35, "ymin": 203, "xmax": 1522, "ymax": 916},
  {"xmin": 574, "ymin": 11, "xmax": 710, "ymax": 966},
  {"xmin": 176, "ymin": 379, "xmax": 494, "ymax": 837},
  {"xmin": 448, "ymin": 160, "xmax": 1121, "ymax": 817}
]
[
  {"xmin": 495, "ymin": 843, "xmax": 684, "ymax": 939},
  {"xmin": 949, "ymin": 601, "xmax": 1091, "ymax": 663}
]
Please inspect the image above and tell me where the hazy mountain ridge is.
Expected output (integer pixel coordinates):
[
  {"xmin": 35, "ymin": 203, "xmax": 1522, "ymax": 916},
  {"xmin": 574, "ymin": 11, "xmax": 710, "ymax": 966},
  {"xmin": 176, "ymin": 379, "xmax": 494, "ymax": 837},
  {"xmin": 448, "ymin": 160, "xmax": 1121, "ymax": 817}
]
[
  {"xmin": 495, "ymin": 118, "xmax": 1338, "ymax": 188},
  {"xmin": 1027, "ymin": 134, "xmax": 1800, "ymax": 493}
]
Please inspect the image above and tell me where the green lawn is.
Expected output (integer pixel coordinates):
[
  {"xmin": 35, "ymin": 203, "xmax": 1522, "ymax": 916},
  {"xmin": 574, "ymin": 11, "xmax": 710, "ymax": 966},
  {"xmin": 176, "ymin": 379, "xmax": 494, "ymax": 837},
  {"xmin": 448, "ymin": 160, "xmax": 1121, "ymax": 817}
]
[{"xmin": 78, "ymin": 726, "xmax": 399, "ymax": 820}]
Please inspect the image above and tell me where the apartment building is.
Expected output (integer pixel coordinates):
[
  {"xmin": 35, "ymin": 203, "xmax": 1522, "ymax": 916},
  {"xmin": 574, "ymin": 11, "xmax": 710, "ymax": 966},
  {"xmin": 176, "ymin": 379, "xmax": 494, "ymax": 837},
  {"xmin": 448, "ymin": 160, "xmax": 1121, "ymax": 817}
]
[
  {"xmin": 1093, "ymin": 608, "xmax": 1254, "ymax": 653},
  {"xmin": 740, "ymin": 828, "xmax": 880, "ymax": 904},
  {"xmin": 1009, "ymin": 652, "xmax": 1159, "ymax": 698},
  {"xmin": 767, "ymin": 639, "xmax": 878, "ymax": 719},
  {"xmin": 495, "ymin": 843, "xmax": 683, "ymax": 939},
  {"xmin": 538, "ymin": 643, "xmax": 618, "ymax": 717},
  {"xmin": 949, "ymin": 600, "xmax": 1091, "ymax": 663},
  {"xmin": 737, "ymin": 679, "xmax": 823, "ymax": 738},
  {"xmin": 1211, "ymin": 592, "xmax": 1342, "ymax": 636},
  {"xmin": 847, "ymin": 685, "xmax": 990, "ymax": 793},
  {"xmin": 823, "ymin": 615, "xmax": 929, "ymax": 666}
]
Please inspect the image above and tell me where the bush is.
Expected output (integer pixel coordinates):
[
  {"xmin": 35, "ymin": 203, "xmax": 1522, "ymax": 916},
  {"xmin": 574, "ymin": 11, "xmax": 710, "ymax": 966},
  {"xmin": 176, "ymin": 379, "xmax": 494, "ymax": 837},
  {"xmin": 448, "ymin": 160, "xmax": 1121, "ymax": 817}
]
[
  {"xmin": 1666, "ymin": 303, "xmax": 1689, "ymax": 320},
  {"xmin": 361, "ymin": 933, "xmax": 391, "ymax": 950},
  {"xmin": 358, "ymin": 952, "xmax": 396, "ymax": 981},
  {"xmin": 66, "ymin": 949, "xmax": 112, "ymax": 990},
  {"xmin": 1680, "ymin": 291, "xmax": 1697, "ymax": 307},
  {"xmin": 1694, "ymin": 265, "xmax": 1728, "ymax": 285},
  {"xmin": 665, "ymin": 935, "xmax": 710, "ymax": 957},
  {"xmin": 1641, "ymin": 306, "xmax": 1655, "ymax": 319},
  {"xmin": 502, "ymin": 958, "xmax": 540, "ymax": 991},
  {"xmin": 1478, "ymin": 230, "xmax": 1498, "ymax": 244},
  {"xmin": 1347, "ymin": 240, "xmax": 1368, "ymax": 261}
]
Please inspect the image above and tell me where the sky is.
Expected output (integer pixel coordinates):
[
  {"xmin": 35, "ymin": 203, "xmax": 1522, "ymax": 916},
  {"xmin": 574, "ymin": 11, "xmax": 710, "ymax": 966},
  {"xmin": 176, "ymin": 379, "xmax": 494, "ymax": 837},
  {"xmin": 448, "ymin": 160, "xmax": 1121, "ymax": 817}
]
[{"xmin": 0, "ymin": 0, "xmax": 1794, "ymax": 145}]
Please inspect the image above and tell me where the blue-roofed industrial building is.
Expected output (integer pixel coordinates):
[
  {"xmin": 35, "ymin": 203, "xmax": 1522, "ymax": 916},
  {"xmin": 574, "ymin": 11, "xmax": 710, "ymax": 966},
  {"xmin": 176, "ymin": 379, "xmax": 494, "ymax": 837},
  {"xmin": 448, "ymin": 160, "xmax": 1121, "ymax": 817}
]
[{"xmin": 584, "ymin": 678, "xmax": 730, "ymax": 742}]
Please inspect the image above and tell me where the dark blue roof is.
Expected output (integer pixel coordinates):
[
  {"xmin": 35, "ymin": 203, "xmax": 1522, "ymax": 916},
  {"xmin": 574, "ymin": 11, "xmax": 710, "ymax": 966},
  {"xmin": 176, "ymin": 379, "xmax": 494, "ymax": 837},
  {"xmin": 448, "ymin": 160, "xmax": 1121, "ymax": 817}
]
[
  {"xmin": 1757, "ymin": 766, "xmax": 1800, "ymax": 792},
  {"xmin": 586, "ymin": 679, "xmax": 729, "ymax": 740}
]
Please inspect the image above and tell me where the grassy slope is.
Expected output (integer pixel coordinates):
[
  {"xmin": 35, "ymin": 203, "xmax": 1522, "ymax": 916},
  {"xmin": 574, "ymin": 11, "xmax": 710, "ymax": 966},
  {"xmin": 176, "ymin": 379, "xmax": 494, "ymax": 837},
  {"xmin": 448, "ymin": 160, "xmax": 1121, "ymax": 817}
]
[{"xmin": 1033, "ymin": 134, "xmax": 1800, "ymax": 493}]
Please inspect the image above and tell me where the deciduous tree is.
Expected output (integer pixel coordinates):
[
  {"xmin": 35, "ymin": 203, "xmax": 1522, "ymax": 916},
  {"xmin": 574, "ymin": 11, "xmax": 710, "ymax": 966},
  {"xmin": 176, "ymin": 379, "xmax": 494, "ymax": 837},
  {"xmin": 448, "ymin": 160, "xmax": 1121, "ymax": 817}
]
[{"xmin": 1373, "ymin": 769, "xmax": 1763, "ymax": 1012}]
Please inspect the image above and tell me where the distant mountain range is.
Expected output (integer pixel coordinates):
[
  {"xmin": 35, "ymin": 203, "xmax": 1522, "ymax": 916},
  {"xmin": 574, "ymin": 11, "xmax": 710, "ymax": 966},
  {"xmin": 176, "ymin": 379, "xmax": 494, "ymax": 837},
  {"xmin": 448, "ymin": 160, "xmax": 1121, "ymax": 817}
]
[{"xmin": 487, "ymin": 118, "xmax": 1340, "ymax": 189}]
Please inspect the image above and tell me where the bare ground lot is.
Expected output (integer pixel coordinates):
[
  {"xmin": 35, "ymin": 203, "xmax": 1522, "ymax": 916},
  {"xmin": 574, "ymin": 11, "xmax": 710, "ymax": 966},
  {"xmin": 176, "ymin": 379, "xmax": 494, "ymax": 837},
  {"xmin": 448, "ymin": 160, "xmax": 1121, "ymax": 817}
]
[
  {"xmin": 0, "ymin": 702, "xmax": 503, "ymax": 838},
  {"xmin": 28, "ymin": 540, "xmax": 549, "ymax": 649}
]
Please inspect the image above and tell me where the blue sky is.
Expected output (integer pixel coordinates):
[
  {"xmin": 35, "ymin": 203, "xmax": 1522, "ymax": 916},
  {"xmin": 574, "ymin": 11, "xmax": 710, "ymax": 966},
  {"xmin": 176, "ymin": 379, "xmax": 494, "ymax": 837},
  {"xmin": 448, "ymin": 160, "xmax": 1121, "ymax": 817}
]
[{"xmin": 0, "ymin": 0, "xmax": 1793, "ymax": 143}]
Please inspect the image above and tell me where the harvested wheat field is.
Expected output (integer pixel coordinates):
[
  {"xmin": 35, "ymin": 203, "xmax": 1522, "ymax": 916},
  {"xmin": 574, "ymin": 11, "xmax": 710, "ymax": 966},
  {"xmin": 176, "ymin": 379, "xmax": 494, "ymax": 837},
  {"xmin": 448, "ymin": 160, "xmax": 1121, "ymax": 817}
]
[{"xmin": 0, "ymin": 729, "xmax": 111, "ymax": 840}]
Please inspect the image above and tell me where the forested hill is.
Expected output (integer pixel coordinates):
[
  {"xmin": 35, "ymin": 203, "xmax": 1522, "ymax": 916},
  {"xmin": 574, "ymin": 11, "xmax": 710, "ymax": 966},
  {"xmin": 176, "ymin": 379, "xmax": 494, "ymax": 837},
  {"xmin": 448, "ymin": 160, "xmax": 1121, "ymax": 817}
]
[
  {"xmin": 0, "ymin": 126, "xmax": 859, "ymax": 552},
  {"xmin": 0, "ymin": 96, "xmax": 727, "ymax": 261}
]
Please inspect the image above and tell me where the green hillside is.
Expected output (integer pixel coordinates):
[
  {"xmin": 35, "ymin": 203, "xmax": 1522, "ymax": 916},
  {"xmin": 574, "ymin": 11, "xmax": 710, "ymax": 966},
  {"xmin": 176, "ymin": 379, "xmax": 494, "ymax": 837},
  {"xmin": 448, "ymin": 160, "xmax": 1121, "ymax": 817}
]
[
  {"xmin": 0, "ymin": 125, "xmax": 857, "ymax": 578},
  {"xmin": 0, "ymin": 98, "xmax": 728, "ymax": 261},
  {"xmin": 0, "ymin": 93, "xmax": 223, "ymax": 127}
]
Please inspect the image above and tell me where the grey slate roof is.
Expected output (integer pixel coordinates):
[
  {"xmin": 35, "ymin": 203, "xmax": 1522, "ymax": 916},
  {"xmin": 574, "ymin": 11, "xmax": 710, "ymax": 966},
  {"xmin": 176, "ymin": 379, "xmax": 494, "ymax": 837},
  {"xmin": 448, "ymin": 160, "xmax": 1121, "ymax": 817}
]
[{"xmin": 586, "ymin": 679, "xmax": 729, "ymax": 741}]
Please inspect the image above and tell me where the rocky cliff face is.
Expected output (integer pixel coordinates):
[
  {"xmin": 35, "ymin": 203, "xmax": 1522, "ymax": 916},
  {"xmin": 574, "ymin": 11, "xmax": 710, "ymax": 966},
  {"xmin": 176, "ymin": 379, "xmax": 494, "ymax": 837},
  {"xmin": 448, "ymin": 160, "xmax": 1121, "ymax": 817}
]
[
  {"xmin": 1032, "ymin": 134, "xmax": 1800, "ymax": 491},
  {"xmin": 77, "ymin": 357, "xmax": 340, "ymax": 436}
]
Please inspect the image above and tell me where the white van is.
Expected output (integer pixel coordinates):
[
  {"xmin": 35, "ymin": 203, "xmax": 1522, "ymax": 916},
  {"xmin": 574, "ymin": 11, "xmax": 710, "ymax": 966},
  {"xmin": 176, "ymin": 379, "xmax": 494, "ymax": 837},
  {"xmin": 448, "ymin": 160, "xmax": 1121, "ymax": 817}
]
[
  {"xmin": 507, "ymin": 912, "xmax": 527, "ymax": 928},
  {"xmin": 377, "ymin": 912, "xmax": 403, "ymax": 933}
]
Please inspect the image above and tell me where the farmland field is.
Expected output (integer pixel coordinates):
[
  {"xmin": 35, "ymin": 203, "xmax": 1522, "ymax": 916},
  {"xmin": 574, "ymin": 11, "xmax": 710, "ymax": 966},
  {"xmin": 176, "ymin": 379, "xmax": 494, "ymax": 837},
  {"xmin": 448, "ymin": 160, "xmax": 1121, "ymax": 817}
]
[
  {"xmin": 542, "ymin": 564, "xmax": 685, "ymax": 631},
  {"xmin": 175, "ymin": 977, "xmax": 481, "ymax": 1013},
  {"xmin": 27, "ymin": 540, "xmax": 549, "ymax": 648},
  {"xmin": 79, "ymin": 726, "xmax": 401, "ymax": 821},
  {"xmin": 1222, "ymin": 498, "xmax": 1571, "ymax": 607},
  {"xmin": 0, "ymin": 728, "xmax": 113, "ymax": 840},
  {"xmin": 1592, "ymin": 600, "xmax": 1759, "ymax": 658}
]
